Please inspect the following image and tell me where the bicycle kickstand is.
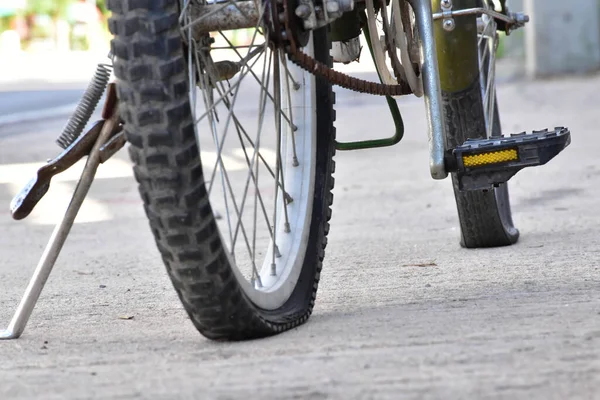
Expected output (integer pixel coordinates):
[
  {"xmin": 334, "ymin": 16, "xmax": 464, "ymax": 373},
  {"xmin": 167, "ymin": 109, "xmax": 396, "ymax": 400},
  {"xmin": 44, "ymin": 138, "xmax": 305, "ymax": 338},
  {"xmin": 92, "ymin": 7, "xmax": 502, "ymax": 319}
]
[{"xmin": 0, "ymin": 84, "xmax": 125, "ymax": 340}]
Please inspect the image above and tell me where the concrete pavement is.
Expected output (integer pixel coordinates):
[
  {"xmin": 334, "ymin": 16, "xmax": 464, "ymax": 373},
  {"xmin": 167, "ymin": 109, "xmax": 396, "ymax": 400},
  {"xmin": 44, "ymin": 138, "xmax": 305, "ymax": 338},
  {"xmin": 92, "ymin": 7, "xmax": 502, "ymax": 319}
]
[{"xmin": 0, "ymin": 72, "xmax": 599, "ymax": 399}]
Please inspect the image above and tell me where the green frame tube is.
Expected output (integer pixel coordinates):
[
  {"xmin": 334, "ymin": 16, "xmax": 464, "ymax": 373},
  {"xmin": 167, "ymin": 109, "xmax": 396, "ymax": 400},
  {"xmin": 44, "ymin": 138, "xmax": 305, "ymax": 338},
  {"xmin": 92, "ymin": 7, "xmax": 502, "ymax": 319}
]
[{"xmin": 432, "ymin": 0, "xmax": 480, "ymax": 93}]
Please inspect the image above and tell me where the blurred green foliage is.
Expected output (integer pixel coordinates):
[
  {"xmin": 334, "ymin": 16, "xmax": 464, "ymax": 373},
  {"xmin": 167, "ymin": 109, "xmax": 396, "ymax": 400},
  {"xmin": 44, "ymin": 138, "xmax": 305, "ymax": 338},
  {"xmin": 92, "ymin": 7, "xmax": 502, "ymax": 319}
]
[
  {"xmin": 96, "ymin": 1, "xmax": 108, "ymax": 17},
  {"xmin": 25, "ymin": 0, "xmax": 73, "ymax": 18},
  {"xmin": 0, "ymin": 1, "xmax": 111, "ymax": 50},
  {"xmin": 23, "ymin": 0, "xmax": 109, "ymax": 18}
]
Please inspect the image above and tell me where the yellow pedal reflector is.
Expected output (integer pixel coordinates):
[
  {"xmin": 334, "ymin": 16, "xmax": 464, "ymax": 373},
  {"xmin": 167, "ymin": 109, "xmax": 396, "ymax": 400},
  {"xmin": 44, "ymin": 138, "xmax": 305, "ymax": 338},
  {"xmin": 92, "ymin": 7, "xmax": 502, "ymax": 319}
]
[{"xmin": 462, "ymin": 149, "xmax": 518, "ymax": 167}]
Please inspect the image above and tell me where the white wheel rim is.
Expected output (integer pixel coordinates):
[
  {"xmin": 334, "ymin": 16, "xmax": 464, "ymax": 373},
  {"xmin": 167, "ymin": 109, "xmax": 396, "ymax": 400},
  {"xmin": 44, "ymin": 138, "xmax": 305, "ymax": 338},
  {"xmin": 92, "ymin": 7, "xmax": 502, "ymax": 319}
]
[{"xmin": 180, "ymin": 2, "xmax": 317, "ymax": 310}]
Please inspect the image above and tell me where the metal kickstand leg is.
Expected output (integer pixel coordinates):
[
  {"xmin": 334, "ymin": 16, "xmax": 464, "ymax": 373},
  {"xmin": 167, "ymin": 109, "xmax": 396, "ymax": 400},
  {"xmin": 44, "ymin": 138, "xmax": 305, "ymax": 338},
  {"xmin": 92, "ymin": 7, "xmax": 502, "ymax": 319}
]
[{"xmin": 0, "ymin": 91, "xmax": 121, "ymax": 340}]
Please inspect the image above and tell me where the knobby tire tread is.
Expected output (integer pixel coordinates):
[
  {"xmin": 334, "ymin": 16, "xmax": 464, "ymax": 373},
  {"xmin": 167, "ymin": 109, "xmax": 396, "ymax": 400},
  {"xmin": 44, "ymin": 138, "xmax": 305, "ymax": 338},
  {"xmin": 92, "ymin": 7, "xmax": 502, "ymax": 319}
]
[
  {"xmin": 443, "ymin": 80, "xmax": 519, "ymax": 248},
  {"xmin": 107, "ymin": 0, "xmax": 336, "ymax": 340}
]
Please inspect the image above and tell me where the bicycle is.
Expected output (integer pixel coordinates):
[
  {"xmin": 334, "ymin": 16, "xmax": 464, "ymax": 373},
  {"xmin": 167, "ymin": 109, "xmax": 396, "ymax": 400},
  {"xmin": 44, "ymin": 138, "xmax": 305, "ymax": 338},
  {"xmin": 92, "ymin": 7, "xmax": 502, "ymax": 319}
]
[{"xmin": 1, "ymin": 0, "xmax": 570, "ymax": 341}]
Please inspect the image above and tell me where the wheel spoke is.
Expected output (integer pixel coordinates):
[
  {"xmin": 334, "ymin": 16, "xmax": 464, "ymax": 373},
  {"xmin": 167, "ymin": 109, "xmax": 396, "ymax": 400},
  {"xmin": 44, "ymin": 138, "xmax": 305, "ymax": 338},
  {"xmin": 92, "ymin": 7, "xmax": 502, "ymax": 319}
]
[
  {"xmin": 197, "ymin": 68, "xmax": 263, "ymax": 278},
  {"xmin": 280, "ymin": 50, "xmax": 300, "ymax": 167},
  {"xmin": 229, "ymin": 47, "xmax": 273, "ymax": 254},
  {"xmin": 229, "ymin": 109, "xmax": 294, "ymax": 200},
  {"xmin": 179, "ymin": 0, "xmax": 193, "ymax": 24},
  {"xmin": 202, "ymin": 28, "xmax": 266, "ymax": 193},
  {"xmin": 193, "ymin": 5, "xmax": 268, "ymax": 126},
  {"xmin": 275, "ymin": 51, "xmax": 291, "ymax": 234},
  {"xmin": 211, "ymin": 34, "xmax": 297, "ymax": 181},
  {"xmin": 194, "ymin": 46, "xmax": 265, "ymax": 125},
  {"xmin": 251, "ymin": 125, "xmax": 260, "ymax": 286},
  {"xmin": 215, "ymin": 81, "xmax": 276, "ymax": 243},
  {"xmin": 218, "ymin": 31, "xmax": 295, "ymax": 128},
  {"xmin": 196, "ymin": 44, "xmax": 237, "ymax": 250},
  {"xmin": 180, "ymin": 0, "xmax": 318, "ymax": 299},
  {"xmin": 181, "ymin": 0, "xmax": 254, "ymax": 31},
  {"xmin": 482, "ymin": 36, "xmax": 497, "ymax": 135},
  {"xmin": 186, "ymin": 15, "xmax": 269, "ymax": 280},
  {"xmin": 485, "ymin": 34, "xmax": 498, "ymax": 137},
  {"xmin": 271, "ymin": 48, "xmax": 283, "ymax": 275},
  {"xmin": 478, "ymin": 2, "xmax": 498, "ymax": 138}
]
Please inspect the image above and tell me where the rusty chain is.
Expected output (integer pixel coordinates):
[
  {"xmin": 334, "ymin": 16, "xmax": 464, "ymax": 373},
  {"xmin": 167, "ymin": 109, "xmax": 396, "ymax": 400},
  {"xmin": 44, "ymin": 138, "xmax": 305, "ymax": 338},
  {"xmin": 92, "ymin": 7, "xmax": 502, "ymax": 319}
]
[{"xmin": 275, "ymin": 0, "xmax": 414, "ymax": 96}]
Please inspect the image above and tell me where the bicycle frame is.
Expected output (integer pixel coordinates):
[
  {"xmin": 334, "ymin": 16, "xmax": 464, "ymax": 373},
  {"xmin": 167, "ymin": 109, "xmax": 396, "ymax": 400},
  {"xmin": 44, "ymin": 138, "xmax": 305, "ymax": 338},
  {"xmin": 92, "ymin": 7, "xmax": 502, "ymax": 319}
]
[
  {"xmin": 190, "ymin": 0, "xmax": 447, "ymax": 178},
  {"xmin": 185, "ymin": 0, "xmax": 527, "ymax": 179},
  {"xmin": 0, "ymin": 0, "xmax": 532, "ymax": 341}
]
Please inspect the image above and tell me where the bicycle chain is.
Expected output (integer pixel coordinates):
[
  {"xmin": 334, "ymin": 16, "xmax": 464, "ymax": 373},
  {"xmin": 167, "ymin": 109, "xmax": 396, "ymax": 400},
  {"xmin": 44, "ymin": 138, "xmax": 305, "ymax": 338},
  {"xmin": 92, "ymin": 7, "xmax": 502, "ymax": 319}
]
[{"xmin": 274, "ymin": 0, "xmax": 413, "ymax": 96}]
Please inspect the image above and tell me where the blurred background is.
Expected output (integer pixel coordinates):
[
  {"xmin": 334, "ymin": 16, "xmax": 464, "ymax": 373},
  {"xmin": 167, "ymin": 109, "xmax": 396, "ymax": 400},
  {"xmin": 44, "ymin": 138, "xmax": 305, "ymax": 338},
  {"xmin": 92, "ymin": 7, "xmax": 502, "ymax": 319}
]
[
  {"xmin": 0, "ymin": 0, "xmax": 109, "ymax": 53},
  {"xmin": 0, "ymin": 0, "xmax": 110, "ymax": 86},
  {"xmin": 0, "ymin": 0, "xmax": 599, "ymax": 84},
  {"xmin": 0, "ymin": 0, "xmax": 598, "ymax": 129}
]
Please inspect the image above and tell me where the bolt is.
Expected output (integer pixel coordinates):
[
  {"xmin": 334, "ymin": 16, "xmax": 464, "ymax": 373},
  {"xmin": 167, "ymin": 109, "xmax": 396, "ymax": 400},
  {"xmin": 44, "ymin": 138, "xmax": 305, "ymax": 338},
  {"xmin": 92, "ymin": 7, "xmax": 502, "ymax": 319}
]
[
  {"xmin": 514, "ymin": 12, "xmax": 530, "ymax": 24},
  {"xmin": 443, "ymin": 18, "xmax": 455, "ymax": 31},
  {"xmin": 441, "ymin": 0, "xmax": 452, "ymax": 8},
  {"xmin": 295, "ymin": 4, "xmax": 311, "ymax": 19},
  {"xmin": 326, "ymin": 1, "xmax": 340, "ymax": 14}
]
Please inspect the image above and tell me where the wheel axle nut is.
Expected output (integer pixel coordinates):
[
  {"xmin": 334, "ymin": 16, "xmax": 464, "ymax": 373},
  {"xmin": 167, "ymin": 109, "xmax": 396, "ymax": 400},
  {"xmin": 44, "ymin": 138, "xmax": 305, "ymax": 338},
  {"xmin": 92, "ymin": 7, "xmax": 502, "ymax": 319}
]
[{"xmin": 514, "ymin": 12, "xmax": 530, "ymax": 24}]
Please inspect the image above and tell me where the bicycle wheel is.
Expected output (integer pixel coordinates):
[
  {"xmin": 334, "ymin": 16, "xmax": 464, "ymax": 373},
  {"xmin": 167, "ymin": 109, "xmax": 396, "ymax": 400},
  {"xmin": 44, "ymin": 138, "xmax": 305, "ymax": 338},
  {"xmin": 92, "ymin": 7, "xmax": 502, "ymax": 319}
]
[
  {"xmin": 436, "ymin": 0, "xmax": 519, "ymax": 248},
  {"xmin": 107, "ymin": 0, "xmax": 336, "ymax": 340}
]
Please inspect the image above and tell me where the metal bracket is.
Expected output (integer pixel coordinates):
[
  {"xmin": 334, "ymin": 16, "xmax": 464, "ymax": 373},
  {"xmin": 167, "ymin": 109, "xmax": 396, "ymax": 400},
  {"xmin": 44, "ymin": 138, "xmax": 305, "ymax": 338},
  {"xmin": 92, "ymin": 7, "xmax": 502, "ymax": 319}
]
[
  {"xmin": 296, "ymin": 0, "xmax": 355, "ymax": 31},
  {"xmin": 432, "ymin": 3, "xmax": 530, "ymax": 35},
  {"xmin": 0, "ymin": 87, "xmax": 123, "ymax": 340},
  {"xmin": 440, "ymin": 0, "xmax": 455, "ymax": 31},
  {"xmin": 335, "ymin": 15, "xmax": 404, "ymax": 151}
]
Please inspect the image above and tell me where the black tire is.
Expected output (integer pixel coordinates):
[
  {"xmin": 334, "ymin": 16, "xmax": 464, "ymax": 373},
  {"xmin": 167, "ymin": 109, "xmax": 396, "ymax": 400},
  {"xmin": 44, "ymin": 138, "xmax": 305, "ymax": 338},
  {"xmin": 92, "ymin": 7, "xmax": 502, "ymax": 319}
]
[
  {"xmin": 443, "ymin": 86, "xmax": 519, "ymax": 248},
  {"xmin": 441, "ymin": 1, "xmax": 519, "ymax": 249},
  {"xmin": 107, "ymin": 0, "xmax": 336, "ymax": 340}
]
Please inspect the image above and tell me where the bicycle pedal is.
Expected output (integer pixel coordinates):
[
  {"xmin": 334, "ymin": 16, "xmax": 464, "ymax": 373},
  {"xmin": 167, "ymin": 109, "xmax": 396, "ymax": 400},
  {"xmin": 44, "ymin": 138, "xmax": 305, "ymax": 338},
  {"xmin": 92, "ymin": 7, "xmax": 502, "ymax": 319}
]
[{"xmin": 447, "ymin": 127, "xmax": 571, "ymax": 191}]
